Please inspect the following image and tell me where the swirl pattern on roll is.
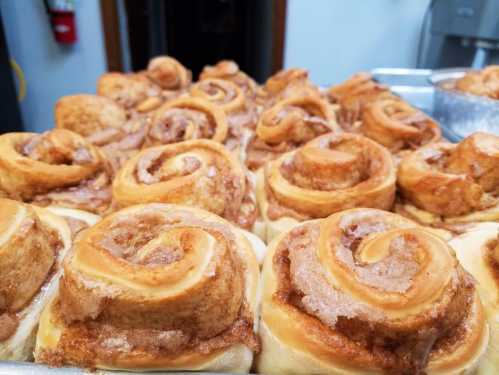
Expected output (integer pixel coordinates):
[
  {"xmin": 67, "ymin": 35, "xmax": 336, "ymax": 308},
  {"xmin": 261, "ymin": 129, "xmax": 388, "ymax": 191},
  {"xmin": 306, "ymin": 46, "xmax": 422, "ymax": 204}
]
[
  {"xmin": 258, "ymin": 208, "xmax": 488, "ymax": 374},
  {"xmin": 398, "ymin": 132, "xmax": 499, "ymax": 222},
  {"xmin": 97, "ymin": 72, "xmax": 161, "ymax": 110},
  {"xmin": 327, "ymin": 72, "xmax": 395, "ymax": 127},
  {"xmin": 200, "ymin": 60, "xmax": 258, "ymax": 98},
  {"xmin": 190, "ymin": 78, "xmax": 258, "ymax": 151},
  {"xmin": 0, "ymin": 129, "xmax": 113, "ymax": 213},
  {"xmin": 35, "ymin": 204, "xmax": 260, "ymax": 371},
  {"xmin": 260, "ymin": 133, "xmax": 396, "ymax": 220},
  {"xmin": 246, "ymin": 95, "xmax": 338, "ymax": 170},
  {"xmin": 113, "ymin": 139, "xmax": 257, "ymax": 229},
  {"xmin": 259, "ymin": 68, "xmax": 320, "ymax": 105},
  {"xmin": 362, "ymin": 99, "xmax": 441, "ymax": 153},
  {"xmin": 145, "ymin": 97, "xmax": 228, "ymax": 147},
  {"xmin": 146, "ymin": 56, "xmax": 192, "ymax": 90},
  {"xmin": 190, "ymin": 78, "xmax": 246, "ymax": 113}
]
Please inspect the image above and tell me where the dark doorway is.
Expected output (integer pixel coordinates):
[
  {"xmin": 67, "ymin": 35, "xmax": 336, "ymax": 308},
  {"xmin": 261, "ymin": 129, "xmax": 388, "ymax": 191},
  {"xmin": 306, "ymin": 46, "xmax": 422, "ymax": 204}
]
[
  {"xmin": 0, "ymin": 10, "xmax": 24, "ymax": 133},
  {"xmin": 121, "ymin": 0, "xmax": 285, "ymax": 83}
]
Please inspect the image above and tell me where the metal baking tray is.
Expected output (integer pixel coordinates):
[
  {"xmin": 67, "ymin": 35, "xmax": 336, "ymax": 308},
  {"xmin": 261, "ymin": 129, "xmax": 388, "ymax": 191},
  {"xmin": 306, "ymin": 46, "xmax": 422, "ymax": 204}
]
[
  {"xmin": 0, "ymin": 360, "xmax": 233, "ymax": 374},
  {"xmin": 372, "ymin": 67, "xmax": 499, "ymax": 142}
]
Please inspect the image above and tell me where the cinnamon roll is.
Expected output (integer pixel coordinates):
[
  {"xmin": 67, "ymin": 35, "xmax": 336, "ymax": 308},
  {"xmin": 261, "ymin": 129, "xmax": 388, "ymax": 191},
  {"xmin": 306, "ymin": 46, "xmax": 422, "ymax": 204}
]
[
  {"xmin": 191, "ymin": 78, "xmax": 246, "ymax": 114},
  {"xmin": 397, "ymin": 132, "xmax": 499, "ymax": 232},
  {"xmin": 0, "ymin": 199, "xmax": 71, "ymax": 361},
  {"xmin": 246, "ymin": 95, "xmax": 338, "ymax": 170},
  {"xmin": 113, "ymin": 139, "xmax": 260, "ymax": 233},
  {"xmin": 146, "ymin": 56, "xmax": 192, "ymax": 90},
  {"xmin": 190, "ymin": 78, "xmax": 258, "ymax": 154},
  {"xmin": 450, "ymin": 225, "xmax": 499, "ymax": 374},
  {"xmin": 259, "ymin": 68, "xmax": 320, "ymax": 106},
  {"xmin": 97, "ymin": 72, "xmax": 161, "ymax": 111},
  {"xmin": 328, "ymin": 72, "xmax": 395, "ymax": 128},
  {"xmin": 455, "ymin": 65, "xmax": 499, "ymax": 100},
  {"xmin": 258, "ymin": 208, "xmax": 489, "ymax": 374},
  {"xmin": 200, "ymin": 60, "xmax": 258, "ymax": 98},
  {"xmin": 144, "ymin": 97, "xmax": 228, "ymax": 147},
  {"xmin": 35, "ymin": 204, "xmax": 261, "ymax": 372},
  {"xmin": 0, "ymin": 129, "xmax": 113, "ymax": 214},
  {"xmin": 257, "ymin": 133, "xmax": 396, "ymax": 242},
  {"xmin": 362, "ymin": 98, "xmax": 441, "ymax": 154},
  {"xmin": 55, "ymin": 94, "xmax": 127, "ymax": 137}
]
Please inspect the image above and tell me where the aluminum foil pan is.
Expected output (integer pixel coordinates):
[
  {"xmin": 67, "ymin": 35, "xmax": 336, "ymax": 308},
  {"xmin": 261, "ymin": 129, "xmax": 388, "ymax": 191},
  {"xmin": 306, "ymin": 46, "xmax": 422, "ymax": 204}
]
[{"xmin": 430, "ymin": 69, "xmax": 499, "ymax": 139}]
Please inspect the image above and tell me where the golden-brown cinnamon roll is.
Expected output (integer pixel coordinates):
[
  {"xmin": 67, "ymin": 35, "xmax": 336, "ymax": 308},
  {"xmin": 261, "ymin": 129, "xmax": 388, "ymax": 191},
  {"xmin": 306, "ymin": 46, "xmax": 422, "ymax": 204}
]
[
  {"xmin": 328, "ymin": 72, "xmax": 395, "ymax": 128},
  {"xmin": 258, "ymin": 208, "xmax": 489, "ymax": 374},
  {"xmin": 0, "ymin": 129, "xmax": 113, "ymax": 214},
  {"xmin": 397, "ymin": 132, "xmax": 499, "ymax": 231},
  {"xmin": 455, "ymin": 65, "xmax": 499, "ymax": 100},
  {"xmin": 55, "ymin": 94, "xmax": 127, "ymax": 137},
  {"xmin": 200, "ymin": 60, "xmax": 258, "ymax": 98},
  {"xmin": 191, "ymin": 78, "xmax": 246, "ymax": 114},
  {"xmin": 146, "ymin": 56, "xmax": 192, "ymax": 90},
  {"xmin": 257, "ymin": 133, "xmax": 396, "ymax": 242},
  {"xmin": 450, "ymin": 225, "xmax": 499, "ymax": 374},
  {"xmin": 190, "ymin": 78, "xmax": 258, "ymax": 154},
  {"xmin": 97, "ymin": 72, "xmax": 161, "ymax": 110},
  {"xmin": 259, "ymin": 68, "xmax": 320, "ymax": 106},
  {"xmin": 0, "ymin": 199, "xmax": 71, "ymax": 361},
  {"xmin": 113, "ymin": 139, "xmax": 259, "ymax": 232},
  {"xmin": 362, "ymin": 98, "xmax": 441, "ymax": 154},
  {"xmin": 35, "ymin": 204, "xmax": 261, "ymax": 372},
  {"xmin": 144, "ymin": 97, "xmax": 228, "ymax": 147},
  {"xmin": 246, "ymin": 95, "xmax": 338, "ymax": 170}
]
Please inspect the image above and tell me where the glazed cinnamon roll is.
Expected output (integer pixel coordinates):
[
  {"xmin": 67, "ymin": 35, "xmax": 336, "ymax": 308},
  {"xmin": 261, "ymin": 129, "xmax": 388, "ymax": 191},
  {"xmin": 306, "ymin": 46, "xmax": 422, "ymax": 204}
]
[
  {"xmin": 246, "ymin": 95, "xmax": 338, "ymax": 170},
  {"xmin": 455, "ymin": 65, "xmax": 499, "ymax": 100},
  {"xmin": 0, "ymin": 199, "xmax": 71, "ymax": 361},
  {"xmin": 397, "ymin": 132, "xmax": 499, "ymax": 231},
  {"xmin": 97, "ymin": 72, "xmax": 162, "ymax": 111},
  {"xmin": 450, "ymin": 225, "xmax": 499, "ymax": 374},
  {"xmin": 200, "ymin": 60, "xmax": 258, "ymax": 98},
  {"xmin": 328, "ymin": 72, "xmax": 394, "ymax": 128},
  {"xmin": 0, "ymin": 129, "xmax": 113, "ymax": 214},
  {"xmin": 55, "ymin": 94, "xmax": 127, "ymax": 137},
  {"xmin": 35, "ymin": 204, "xmax": 261, "ymax": 372},
  {"xmin": 144, "ymin": 97, "xmax": 228, "ymax": 147},
  {"xmin": 146, "ymin": 56, "xmax": 192, "ymax": 90},
  {"xmin": 362, "ymin": 98, "xmax": 441, "ymax": 154},
  {"xmin": 257, "ymin": 133, "xmax": 396, "ymax": 242},
  {"xmin": 113, "ymin": 139, "xmax": 260, "ymax": 233},
  {"xmin": 258, "ymin": 208, "xmax": 489, "ymax": 375}
]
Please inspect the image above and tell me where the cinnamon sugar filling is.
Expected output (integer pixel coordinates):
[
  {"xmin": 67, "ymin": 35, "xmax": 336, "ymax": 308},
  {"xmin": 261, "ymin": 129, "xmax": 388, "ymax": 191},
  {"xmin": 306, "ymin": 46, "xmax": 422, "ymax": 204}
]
[{"xmin": 272, "ymin": 216, "xmax": 475, "ymax": 374}]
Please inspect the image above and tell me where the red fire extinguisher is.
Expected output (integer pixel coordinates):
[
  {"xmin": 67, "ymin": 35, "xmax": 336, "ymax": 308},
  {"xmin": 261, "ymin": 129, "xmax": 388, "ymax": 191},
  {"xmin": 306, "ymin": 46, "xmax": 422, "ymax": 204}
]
[{"xmin": 44, "ymin": 0, "xmax": 77, "ymax": 44}]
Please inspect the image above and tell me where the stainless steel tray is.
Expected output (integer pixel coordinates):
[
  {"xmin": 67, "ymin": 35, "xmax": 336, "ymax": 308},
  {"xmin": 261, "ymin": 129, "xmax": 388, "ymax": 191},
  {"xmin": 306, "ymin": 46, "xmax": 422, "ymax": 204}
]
[
  {"xmin": 372, "ymin": 67, "xmax": 499, "ymax": 141},
  {"xmin": 0, "ymin": 361, "xmax": 233, "ymax": 374}
]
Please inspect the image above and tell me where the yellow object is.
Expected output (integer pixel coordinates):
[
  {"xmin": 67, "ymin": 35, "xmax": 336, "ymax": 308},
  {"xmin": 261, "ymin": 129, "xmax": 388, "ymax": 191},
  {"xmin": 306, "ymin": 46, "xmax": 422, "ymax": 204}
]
[{"xmin": 10, "ymin": 58, "xmax": 26, "ymax": 101}]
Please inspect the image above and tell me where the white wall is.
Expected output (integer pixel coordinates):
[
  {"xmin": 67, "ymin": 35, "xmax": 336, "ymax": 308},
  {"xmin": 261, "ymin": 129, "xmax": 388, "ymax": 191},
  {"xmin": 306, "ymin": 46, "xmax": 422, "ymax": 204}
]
[
  {"xmin": 1, "ymin": 0, "xmax": 107, "ymax": 132},
  {"xmin": 284, "ymin": 0, "xmax": 431, "ymax": 86}
]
